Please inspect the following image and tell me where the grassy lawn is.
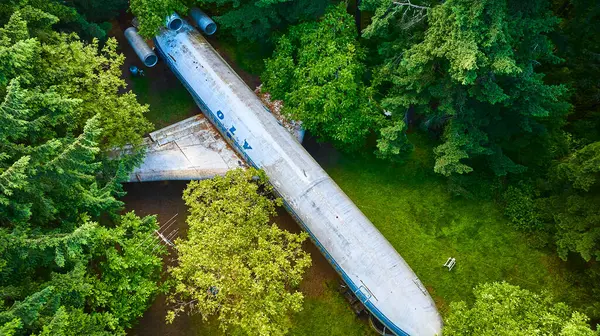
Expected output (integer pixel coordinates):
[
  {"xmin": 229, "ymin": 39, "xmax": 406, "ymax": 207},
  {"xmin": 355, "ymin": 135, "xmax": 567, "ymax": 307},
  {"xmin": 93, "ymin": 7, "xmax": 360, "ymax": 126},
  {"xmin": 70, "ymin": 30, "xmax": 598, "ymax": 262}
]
[
  {"xmin": 324, "ymin": 135, "xmax": 589, "ymax": 316},
  {"xmin": 289, "ymin": 283, "xmax": 373, "ymax": 336},
  {"xmin": 130, "ymin": 75, "xmax": 198, "ymax": 130}
]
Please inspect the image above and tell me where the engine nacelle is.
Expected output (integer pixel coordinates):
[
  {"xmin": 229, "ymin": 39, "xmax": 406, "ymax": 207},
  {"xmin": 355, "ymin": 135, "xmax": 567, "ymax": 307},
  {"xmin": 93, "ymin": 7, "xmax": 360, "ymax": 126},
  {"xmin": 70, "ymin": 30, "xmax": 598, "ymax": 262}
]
[
  {"xmin": 124, "ymin": 27, "xmax": 158, "ymax": 67},
  {"xmin": 165, "ymin": 13, "xmax": 184, "ymax": 31},
  {"xmin": 190, "ymin": 8, "xmax": 217, "ymax": 35}
]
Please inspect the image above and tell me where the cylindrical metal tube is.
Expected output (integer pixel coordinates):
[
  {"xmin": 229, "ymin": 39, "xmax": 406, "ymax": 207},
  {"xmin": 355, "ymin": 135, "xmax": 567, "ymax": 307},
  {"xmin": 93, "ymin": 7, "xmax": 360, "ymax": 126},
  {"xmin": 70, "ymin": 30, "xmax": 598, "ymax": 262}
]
[
  {"xmin": 190, "ymin": 8, "xmax": 217, "ymax": 35},
  {"xmin": 124, "ymin": 27, "xmax": 158, "ymax": 67},
  {"xmin": 165, "ymin": 13, "xmax": 183, "ymax": 31}
]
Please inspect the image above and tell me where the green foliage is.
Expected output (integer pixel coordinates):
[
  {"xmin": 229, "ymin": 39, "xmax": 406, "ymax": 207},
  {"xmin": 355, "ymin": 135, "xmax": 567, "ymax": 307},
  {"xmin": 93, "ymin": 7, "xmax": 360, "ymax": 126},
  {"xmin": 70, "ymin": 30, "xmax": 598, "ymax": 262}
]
[
  {"xmin": 263, "ymin": 5, "xmax": 390, "ymax": 154},
  {"xmin": 553, "ymin": 142, "xmax": 600, "ymax": 192},
  {"xmin": 443, "ymin": 282, "xmax": 597, "ymax": 335},
  {"xmin": 491, "ymin": 1, "xmax": 600, "ymax": 317},
  {"xmin": 0, "ymin": 0, "xmax": 119, "ymax": 42},
  {"xmin": 36, "ymin": 306, "xmax": 121, "ymax": 336},
  {"xmin": 168, "ymin": 169, "xmax": 311, "ymax": 335},
  {"xmin": 502, "ymin": 183, "xmax": 544, "ymax": 231},
  {"xmin": 88, "ymin": 213, "xmax": 166, "ymax": 328},
  {"xmin": 365, "ymin": 0, "xmax": 570, "ymax": 176},
  {"xmin": 65, "ymin": 0, "xmax": 128, "ymax": 23},
  {"xmin": 131, "ymin": 0, "xmax": 329, "ymax": 41},
  {"xmin": 207, "ymin": 0, "xmax": 330, "ymax": 42},
  {"xmin": 547, "ymin": 142, "xmax": 600, "ymax": 261},
  {"xmin": 499, "ymin": 144, "xmax": 600, "ymax": 318},
  {"xmin": 503, "ymin": 142, "xmax": 600, "ymax": 262},
  {"xmin": 375, "ymin": 120, "xmax": 413, "ymax": 162},
  {"xmin": 129, "ymin": 0, "xmax": 188, "ymax": 38},
  {"xmin": 0, "ymin": 8, "xmax": 152, "ymax": 148},
  {"xmin": 0, "ymin": 287, "xmax": 56, "ymax": 333},
  {"xmin": 0, "ymin": 4, "xmax": 151, "ymax": 225},
  {"xmin": 0, "ymin": 213, "xmax": 163, "ymax": 335},
  {"xmin": 0, "ymin": 3, "xmax": 159, "ymax": 335},
  {"xmin": 552, "ymin": 193, "xmax": 600, "ymax": 262}
]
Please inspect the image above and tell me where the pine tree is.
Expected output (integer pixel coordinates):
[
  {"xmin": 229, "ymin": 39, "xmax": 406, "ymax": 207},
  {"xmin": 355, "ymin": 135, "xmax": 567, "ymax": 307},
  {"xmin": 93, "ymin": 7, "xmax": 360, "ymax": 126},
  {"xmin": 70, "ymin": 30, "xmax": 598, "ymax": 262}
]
[
  {"xmin": 0, "ymin": 4, "xmax": 159, "ymax": 335},
  {"xmin": 0, "ymin": 78, "xmax": 30, "ymax": 147},
  {"xmin": 0, "ymin": 156, "xmax": 31, "ymax": 226},
  {"xmin": 0, "ymin": 287, "xmax": 55, "ymax": 332},
  {"xmin": 0, "ymin": 11, "xmax": 38, "ymax": 86}
]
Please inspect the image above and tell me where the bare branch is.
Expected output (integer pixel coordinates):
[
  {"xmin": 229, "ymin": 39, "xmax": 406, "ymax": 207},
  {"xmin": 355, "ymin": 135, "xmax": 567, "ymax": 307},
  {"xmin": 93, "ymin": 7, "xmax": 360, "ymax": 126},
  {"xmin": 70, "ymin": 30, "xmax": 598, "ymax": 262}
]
[
  {"xmin": 392, "ymin": 0, "xmax": 430, "ymax": 10},
  {"xmin": 391, "ymin": 1, "xmax": 430, "ymax": 30}
]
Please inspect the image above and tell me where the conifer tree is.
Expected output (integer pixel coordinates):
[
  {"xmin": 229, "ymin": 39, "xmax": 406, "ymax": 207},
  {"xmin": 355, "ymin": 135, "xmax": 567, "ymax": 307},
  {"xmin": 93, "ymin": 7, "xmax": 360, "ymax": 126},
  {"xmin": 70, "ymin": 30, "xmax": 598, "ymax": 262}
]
[
  {"xmin": 364, "ymin": 0, "xmax": 570, "ymax": 176},
  {"xmin": 0, "ymin": 78, "xmax": 29, "ymax": 146},
  {"xmin": 0, "ymin": 4, "xmax": 161, "ymax": 335},
  {"xmin": 0, "ymin": 156, "xmax": 31, "ymax": 226}
]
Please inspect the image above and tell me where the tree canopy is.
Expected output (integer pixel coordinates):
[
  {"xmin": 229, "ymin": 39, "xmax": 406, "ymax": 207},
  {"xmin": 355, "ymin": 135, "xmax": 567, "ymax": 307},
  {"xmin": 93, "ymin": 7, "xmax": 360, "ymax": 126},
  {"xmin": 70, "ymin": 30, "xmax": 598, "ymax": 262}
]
[
  {"xmin": 263, "ymin": 4, "xmax": 385, "ymax": 152},
  {"xmin": 0, "ymin": 0, "xmax": 128, "ymax": 42},
  {"xmin": 365, "ymin": 0, "xmax": 570, "ymax": 176},
  {"xmin": 0, "ymin": 3, "xmax": 161, "ymax": 335},
  {"xmin": 167, "ymin": 169, "xmax": 311, "ymax": 335},
  {"xmin": 444, "ymin": 282, "xmax": 598, "ymax": 336},
  {"xmin": 0, "ymin": 3, "xmax": 152, "ymax": 225},
  {"xmin": 2, "ymin": 0, "xmax": 600, "ymax": 333}
]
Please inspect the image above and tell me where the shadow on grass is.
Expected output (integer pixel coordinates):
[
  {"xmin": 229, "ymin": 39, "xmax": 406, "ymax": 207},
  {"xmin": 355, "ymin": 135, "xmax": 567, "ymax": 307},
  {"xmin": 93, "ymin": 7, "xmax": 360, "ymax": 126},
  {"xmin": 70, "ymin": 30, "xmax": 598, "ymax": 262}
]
[{"xmin": 130, "ymin": 76, "xmax": 199, "ymax": 130}]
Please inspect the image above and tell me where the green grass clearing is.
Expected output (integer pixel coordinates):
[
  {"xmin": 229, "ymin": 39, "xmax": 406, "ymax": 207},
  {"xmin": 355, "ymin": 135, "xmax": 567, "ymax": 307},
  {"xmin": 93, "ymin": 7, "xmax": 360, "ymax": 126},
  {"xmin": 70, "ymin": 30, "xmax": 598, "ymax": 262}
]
[
  {"xmin": 289, "ymin": 283, "xmax": 374, "ymax": 336},
  {"xmin": 324, "ymin": 134, "xmax": 591, "ymax": 316}
]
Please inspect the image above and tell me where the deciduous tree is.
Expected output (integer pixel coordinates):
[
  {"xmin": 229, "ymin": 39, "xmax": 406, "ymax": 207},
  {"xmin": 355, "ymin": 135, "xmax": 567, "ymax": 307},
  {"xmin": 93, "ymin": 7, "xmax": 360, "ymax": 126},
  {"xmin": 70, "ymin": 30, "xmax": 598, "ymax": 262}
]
[
  {"xmin": 167, "ymin": 169, "xmax": 311, "ymax": 335},
  {"xmin": 263, "ymin": 4, "xmax": 390, "ymax": 154},
  {"xmin": 444, "ymin": 282, "xmax": 597, "ymax": 335}
]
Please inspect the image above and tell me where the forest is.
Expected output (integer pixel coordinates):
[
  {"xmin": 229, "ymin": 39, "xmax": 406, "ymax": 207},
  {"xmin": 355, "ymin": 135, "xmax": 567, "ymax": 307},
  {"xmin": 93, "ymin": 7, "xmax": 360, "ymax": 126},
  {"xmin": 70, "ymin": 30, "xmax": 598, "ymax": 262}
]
[{"xmin": 0, "ymin": 0, "xmax": 599, "ymax": 335}]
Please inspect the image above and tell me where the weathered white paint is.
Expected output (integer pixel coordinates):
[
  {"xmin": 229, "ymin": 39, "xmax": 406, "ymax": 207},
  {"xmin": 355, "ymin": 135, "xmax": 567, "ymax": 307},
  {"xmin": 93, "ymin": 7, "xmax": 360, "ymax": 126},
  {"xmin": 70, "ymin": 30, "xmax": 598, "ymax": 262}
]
[{"xmin": 129, "ymin": 115, "xmax": 244, "ymax": 182}]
